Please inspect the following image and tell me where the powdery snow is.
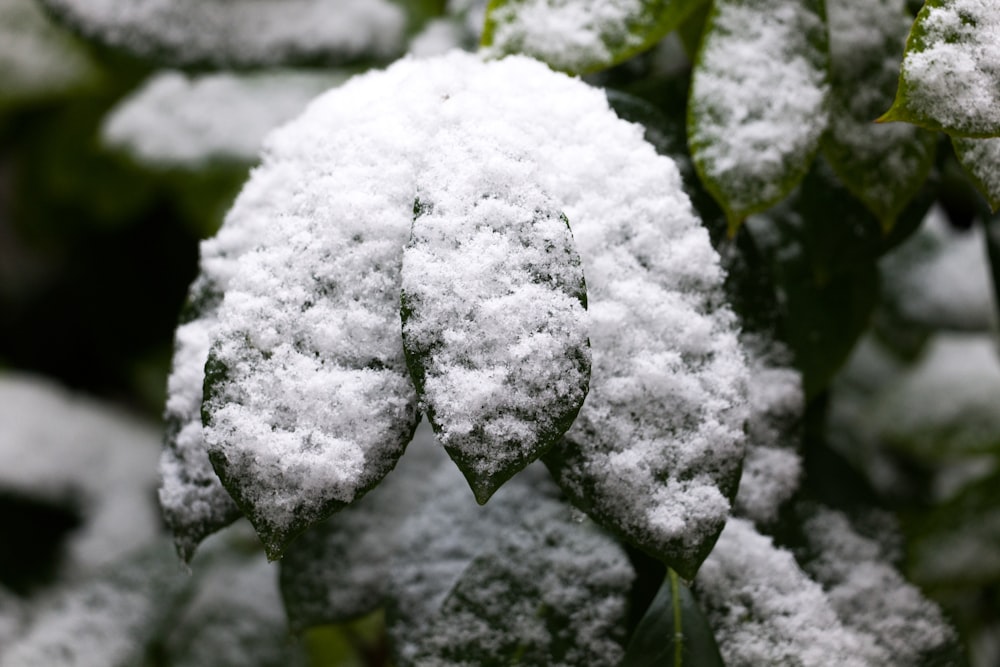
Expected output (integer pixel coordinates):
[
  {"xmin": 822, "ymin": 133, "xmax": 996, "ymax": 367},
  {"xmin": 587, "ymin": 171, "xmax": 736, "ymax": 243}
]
[
  {"xmin": 953, "ymin": 136, "xmax": 1000, "ymax": 209},
  {"xmin": 402, "ymin": 159, "xmax": 590, "ymax": 502},
  {"xmin": 40, "ymin": 0, "xmax": 407, "ymax": 68},
  {"xmin": 0, "ymin": 373, "xmax": 162, "ymax": 575},
  {"xmin": 689, "ymin": 0, "xmax": 829, "ymax": 218},
  {"xmin": 102, "ymin": 70, "xmax": 346, "ymax": 168},
  {"xmin": 896, "ymin": 0, "xmax": 1000, "ymax": 135},
  {"xmin": 484, "ymin": 0, "xmax": 647, "ymax": 73},
  {"xmin": 175, "ymin": 52, "xmax": 747, "ymax": 567}
]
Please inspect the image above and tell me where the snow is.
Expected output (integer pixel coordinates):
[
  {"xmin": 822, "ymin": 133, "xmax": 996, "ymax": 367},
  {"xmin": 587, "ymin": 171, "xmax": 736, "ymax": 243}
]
[
  {"xmin": 40, "ymin": 0, "xmax": 407, "ymax": 67},
  {"xmin": 734, "ymin": 338, "xmax": 804, "ymax": 524},
  {"xmin": 801, "ymin": 508, "xmax": 956, "ymax": 664},
  {"xmin": 484, "ymin": 0, "xmax": 647, "ymax": 72},
  {"xmin": 872, "ymin": 333, "xmax": 1000, "ymax": 461},
  {"xmin": 688, "ymin": 0, "xmax": 829, "ymax": 217},
  {"xmin": 880, "ymin": 205, "xmax": 997, "ymax": 330},
  {"xmin": 696, "ymin": 518, "xmax": 879, "ymax": 667},
  {"xmin": 182, "ymin": 51, "xmax": 747, "ymax": 564},
  {"xmin": 953, "ymin": 136, "xmax": 1000, "ymax": 207},
  {"xmin": 102, "ymin": 70, "xmax": 346, "ymax": 168},
  {"xmin": 0, "ymin": 373, "xmax": 162, "ymax": 575},
  {"xmin": 0, "ymin": 0, "xmax": 101, "ymax": 108},
  {"xmin": 897, "ymin": 0, "xmax": 1000, "ymax": 135},
  {"xmin": 0, "ymin": 546, "xmax": 186, "ymax": 667},
  {"xmin": 402, "ymin": 157, "xmax": 590, "ymax": 502},
  {"xmin": 824, "ymin": 0, "xmax": 935, "ymax": 224}
]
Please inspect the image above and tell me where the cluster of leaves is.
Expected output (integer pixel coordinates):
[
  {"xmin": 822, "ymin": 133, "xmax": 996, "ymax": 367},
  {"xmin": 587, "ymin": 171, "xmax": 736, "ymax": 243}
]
[{"xmin": 2, "ymin": 0, "xmax": 1000, "ymax": 666}]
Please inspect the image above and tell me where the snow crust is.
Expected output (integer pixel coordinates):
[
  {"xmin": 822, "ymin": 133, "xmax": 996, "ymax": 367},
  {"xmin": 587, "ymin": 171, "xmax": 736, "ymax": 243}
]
[
  {"xmin": 689, "ymin": 0, "xmax": 829, "ymax": 216},
  {"xmin": 0, "ymin": 373, "xmax": 162, "ymax": 575},
  {"xmin": 41, "ymin": 0, "xmax": 407, "ymax": 67},
  {"xmin": 0, "ymin": 0, "xmax": 100, "ymax": 107},
  {"xmin": 102, "ymin": 70, "xmax": 346, "ymax": 168},
  {"xmin": 485, "ymin": 0, "xmax": 646, "ymax": 72},
  {"xmin": 174, "ymin": 51, "xmax": 747, "ymax": 561},
  {"xmin": 899, "ymin": 0, "xmax": 1000, "ymax": 135}
]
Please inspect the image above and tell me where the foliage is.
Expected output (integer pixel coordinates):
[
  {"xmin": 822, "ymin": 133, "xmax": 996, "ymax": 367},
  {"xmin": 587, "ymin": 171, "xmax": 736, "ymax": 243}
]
[{"xmin": 2, "ymin": 0, "xmax": 1000, "ymax": 665}]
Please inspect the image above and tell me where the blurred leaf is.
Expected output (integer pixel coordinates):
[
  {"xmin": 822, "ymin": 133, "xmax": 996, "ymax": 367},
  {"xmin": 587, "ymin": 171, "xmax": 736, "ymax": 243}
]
[
  {"xmin": 880, "ymin": 0, "xmax": 1000, "ymax": 137},
  {"xmin": 483, "ymin": 0, "xmax": 707, "ymax": 75},
  {"xmin": 688, "ymin": 0, "xmax": 829, "ymax": 230},
  {"xmin": 823, "ymin": 0, "xmax": 937, "ymax": 232},
  {"xmin": 953, "ymin": 137, "xmax": 1000, "ymax": 212},
  {"xmin": 622, "ymin": 570, "xmax": 724, "ymax": 667}
]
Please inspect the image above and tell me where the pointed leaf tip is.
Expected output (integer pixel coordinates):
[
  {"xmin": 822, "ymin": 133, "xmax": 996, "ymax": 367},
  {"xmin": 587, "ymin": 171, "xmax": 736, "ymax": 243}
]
[{"xmin": 401, "ymin": 176, "xmax": 591, "ymax": 502}]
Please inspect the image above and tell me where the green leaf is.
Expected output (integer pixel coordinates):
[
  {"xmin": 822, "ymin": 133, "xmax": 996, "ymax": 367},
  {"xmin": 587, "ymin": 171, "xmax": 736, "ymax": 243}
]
[
  {"xmin": 279, "ymin": 421, "xmax": 446, "ymax": 631},
  {"xmin": 952, "ymin": 136, "xmax": 1000, "ymax": 211},
  {"xmin": 482, "ymin": 0, "xmax": 708, "ymax": 75},
  {"xmin": 745, "ymin": 160, "xmax": 884, "ymax": 399},
  {"xmin": 986, "ymin": 213, "xmax": 1000, "ymax": 311},
  {"xmin": 880, "ymin": 0, "xmax": 1000, "ymax": 137},
  {"xmin": 823, "ymin": 0, "xmax": 937, "ymax": 233},
  {"xmin": 400, "ymin": 489, "xmax": 634, "ymax": 666},
  {"xmin": 401, "ymin": 190, "xmax": 590, "ymax": 504},
  {"xmin": 623, "ymin": 570, "xmax": 724, "ymax": 667},
  {"xmin": 688, "ymin": 0, "xmax": 830, "ymax": 230}
]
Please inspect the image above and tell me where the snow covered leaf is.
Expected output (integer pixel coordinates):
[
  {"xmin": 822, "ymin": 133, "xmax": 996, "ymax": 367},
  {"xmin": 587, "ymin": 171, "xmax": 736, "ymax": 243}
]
[
  {"xmin": 880, "ymin": 0, "xmax": 1000, "ymax": 137},
  {"xmin": 482, "ymin": 0, "xmax": 707, "ymax": 75},
  {"xmin": 184, "ymin": 51, "xmax": 745, "ymax": 574},
  {"xmin": 872, "ymin": 334, "xmax": 1000, "ymax": 462},
  {"xmin": 160, "ymin": 280, "xmax": 241, "ymax": 563},
  {"xmin": 0, "ymin": 544, "xmax": 187, "ymax": 667},
  {"xmin": 879, "ymin": 205, "xmax": 997, "ymax": 332},
  {"xmin": 953, "ymin": 137, "xmax": 1000, "ymax": 211},
  {"xmin": 688, "ymin": 0, "xmax": 829, "ymax": 230},
  {"xmin": 389, "ymin": 468, "xmax": 633, "ymax": 667},
  {"xmin": 279, "ymin": 421, "xmax": 446, "ymax": 631},
  {"xmin": 165, "ymin": 537, "xmax": 308, "ymax": 667},
  {"xmin": 39, "ymin": 0, "xmax": 408, "ymax": 69},
  {"xmin": 622, "ymin": 570, "xmax": 724, "ymax": 667},
  {"xmin": 0, "ymin": 373, "xmax": 162, "ymax": 576},
  {"xmin": 102, "ymin": 70, "xmax": 346, "ymax": 169},
  {"xmin": 401, "ymin": 181, "xmax": 590, "ymax": 503},
  {"xmin": 823, "ymin": 0, "xmax": 937, "ymax": 232},
  {"xmin": 0, "ymin": 0, "xmax": 103, "ymax": 111}
]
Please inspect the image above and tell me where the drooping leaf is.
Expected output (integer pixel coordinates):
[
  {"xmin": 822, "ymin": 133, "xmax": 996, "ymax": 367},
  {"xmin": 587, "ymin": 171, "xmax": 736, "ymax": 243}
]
[
  {"xmin": 186, "ymin": 51, "xmax": 745, "ymax": 574},
  {"xmin": 823, "ymin": 0, "xmax": 937, "ymax": 232},
  {"xmin": 688, "ymin": 0, "xmax": 829, "ymax": 230},
  {"xmin": 880, "ymin": 0, "xmax": 1000, "ymax": 137},
  {"xmin": 401, "ymin": 179, "xmax": 590, "ymax": 503},
  {"xmin": 952, "ymin": 136, "xmax": 1000, "ymax": 212},
  {"xmin": 482, "ymin": 0, "xmax": 707, "ymax": 75},
  {"xmin": 622, "ymin": 570, "xmax": 724, "ymax": 667},
  {"xmin": 102, "ymin": 70, "xmax": 347, "ymax": 169},
  {"xmin": 388, "ymin": 467, "xmax": 633, "ymax": 667},
  {"xmin": 39, "ymin": 0, "xmax": 409, "ymax": 69},
  {"xmin": 279, "ymin": 421, "xmax": 446, "ymax": 631}
]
